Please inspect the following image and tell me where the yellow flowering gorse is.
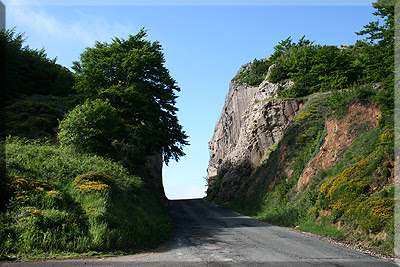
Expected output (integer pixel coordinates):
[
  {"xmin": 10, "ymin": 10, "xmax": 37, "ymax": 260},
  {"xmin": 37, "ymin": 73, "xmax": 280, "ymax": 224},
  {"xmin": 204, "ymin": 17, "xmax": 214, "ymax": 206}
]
[{"xmin": 74, "ymin": 171, "xmax": 115, "ymax": 193}]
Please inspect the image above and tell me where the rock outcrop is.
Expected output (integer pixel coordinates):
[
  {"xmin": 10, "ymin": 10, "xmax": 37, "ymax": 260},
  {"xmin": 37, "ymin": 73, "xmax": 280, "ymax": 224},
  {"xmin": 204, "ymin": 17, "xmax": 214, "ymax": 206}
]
[
  {"xmin": 207, "ymin": 62, "xmax": 303, "ymax": 201},
  {"xmin": 207, "ymin": 62, "xmax": 390, "ymax": 206}
]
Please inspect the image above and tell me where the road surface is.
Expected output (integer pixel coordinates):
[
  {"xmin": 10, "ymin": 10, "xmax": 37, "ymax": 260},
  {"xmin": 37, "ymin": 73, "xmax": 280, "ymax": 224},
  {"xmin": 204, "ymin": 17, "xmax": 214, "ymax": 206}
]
[{"xmin": 3, "ymin": 198, "xmax": 397, "ymax": 266}]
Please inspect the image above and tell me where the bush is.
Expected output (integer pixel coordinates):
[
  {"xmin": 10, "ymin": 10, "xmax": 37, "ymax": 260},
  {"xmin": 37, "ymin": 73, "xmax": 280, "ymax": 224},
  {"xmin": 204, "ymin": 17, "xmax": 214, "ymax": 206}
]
[
  {"xmin": 316, "ymin": 128, "xmax": 394, "ymax": 233},
  {"xmin": 5, "ymin": 100, "xmax": 62, "ymax": 138},
  {"xmin": 232, "ymin": 59, "xmax": 271, "ymax": 87},
  {"xmin": 2, "ymin": 29, "xmax": 74, "ymax": 101},
  {"xmin": 259, "ymin": 205, "xmax": 301, "ymax": 227},
  {"xmin": 277, "ymin": 80, "xmax": 311, "ymax": 98},
  {"xmin": 74, "ymin": 172, "xmax": 115, "ymax": 193},
  {"xmin": 58, "ymin": 99, "xmax": 128, "ymax": 157},
  {"xmin": 268, "ymin": 37, "xmax": 362, "ymax": 98},
  {"xmin": 268, "ymin": 64, "xmax": 288, "ymax": 84}
]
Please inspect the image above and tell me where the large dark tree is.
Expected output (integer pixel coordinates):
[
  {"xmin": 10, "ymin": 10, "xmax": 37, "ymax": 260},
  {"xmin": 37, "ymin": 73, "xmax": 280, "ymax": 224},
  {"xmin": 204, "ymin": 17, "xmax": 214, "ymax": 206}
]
[{"xmin": 70, "ymin": 28, "xmax": 188, "ymax": 164}]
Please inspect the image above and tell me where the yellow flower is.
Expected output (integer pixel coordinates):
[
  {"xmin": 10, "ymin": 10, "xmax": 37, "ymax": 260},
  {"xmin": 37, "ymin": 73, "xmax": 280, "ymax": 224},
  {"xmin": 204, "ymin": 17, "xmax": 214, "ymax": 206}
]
[
  {"xmin": 74, "ymin": 172, "xmax": 114, "ymax": 193},
  {"xmin": 46, "ymin": 190, "xmax": 61, "ymax": 195}
]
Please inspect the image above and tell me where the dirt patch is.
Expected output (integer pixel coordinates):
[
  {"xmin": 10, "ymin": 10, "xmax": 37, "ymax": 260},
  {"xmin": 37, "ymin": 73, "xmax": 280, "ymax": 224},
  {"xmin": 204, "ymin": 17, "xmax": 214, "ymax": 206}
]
[{"xmin": 296, "ymin": 100, "xmax": 381, "ymax": 191}]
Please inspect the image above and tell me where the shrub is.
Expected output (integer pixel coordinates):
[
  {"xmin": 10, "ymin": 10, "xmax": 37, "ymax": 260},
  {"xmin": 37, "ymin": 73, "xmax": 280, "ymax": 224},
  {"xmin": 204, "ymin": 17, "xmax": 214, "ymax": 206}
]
[
  {"xmin": 316, "ymin": 128, "xmax": 394, "ymax": 233},
  {"xmin": 74, "ymin": 172, "xmax": 115, "ymax": 193},
  {"xmin": 268, "ymin": 37, "xmax": 363, "ymax": 98},
  {"xmin": 354, "ymin": 196, "xmax": 393, "ymax": 232},
  {"xmin": 276, "ymin": 80, "xmax": 311, "ymax": 98},
  {"xmin": 259, "ymin": 205, "xmax": 301, "ymax": 227},
  {"xmin": 268, "ymin": 64, "xmax": 288, "ymax": 83},
  {"xmin": 5, "ymin": 100, "xmax": 62, "ymax": 138},
  {"xmin": 58, "ymin": 99, "xmax": 128, "ymax": 157},
  {"xmin": 232, "ymin": 59, "xmax": 271, "ymax": 87}
]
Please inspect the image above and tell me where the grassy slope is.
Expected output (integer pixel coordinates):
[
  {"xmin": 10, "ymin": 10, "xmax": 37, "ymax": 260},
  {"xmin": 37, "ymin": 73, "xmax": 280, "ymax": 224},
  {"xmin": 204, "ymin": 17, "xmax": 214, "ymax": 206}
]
[
  {"xmin": 208, "ymin": 91, "xmax": 394, "ymax": 255},
  {"xmin": 1, "ymin": 138, "xmax": 171, "ymax": 260}
]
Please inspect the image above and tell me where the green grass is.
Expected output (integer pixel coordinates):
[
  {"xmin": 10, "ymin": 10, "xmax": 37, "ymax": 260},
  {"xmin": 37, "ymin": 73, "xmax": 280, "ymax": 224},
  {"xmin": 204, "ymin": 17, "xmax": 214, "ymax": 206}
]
[
  {"xmin": 1, "ymin": 137, "xmax": 172, "ymax": 260},
  {"xmin": 297, "ymin": 218, "xmax": 344, "ymax": 239}
]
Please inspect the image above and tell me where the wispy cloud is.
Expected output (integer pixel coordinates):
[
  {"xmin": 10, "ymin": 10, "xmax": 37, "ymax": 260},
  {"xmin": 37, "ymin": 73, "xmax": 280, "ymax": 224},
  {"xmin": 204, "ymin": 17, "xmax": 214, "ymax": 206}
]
[
  {"xmin": 4, "ymin": 0, "xmax": 136, "ymax": 67},
  {"xmin": 7, "ymin": 5, "xmax": 86, "ymax": 46},
  {"xmin": 5, "ymin": 1, "xmax": 133, "ymax": 47}
]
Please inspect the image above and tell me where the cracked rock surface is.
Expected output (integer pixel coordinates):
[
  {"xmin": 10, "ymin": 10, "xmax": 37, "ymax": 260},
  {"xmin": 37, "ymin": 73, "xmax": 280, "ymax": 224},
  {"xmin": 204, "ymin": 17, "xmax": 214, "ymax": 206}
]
[{"xmin": 207, "ymin": 61, "xmax": 302, "ymax": 201}]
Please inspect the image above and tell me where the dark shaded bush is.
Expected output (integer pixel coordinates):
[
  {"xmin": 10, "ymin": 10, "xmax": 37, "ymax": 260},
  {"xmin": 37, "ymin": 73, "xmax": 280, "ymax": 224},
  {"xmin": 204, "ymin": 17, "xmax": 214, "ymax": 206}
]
[
  {"xmin": 268, "ymin": 64, "xmax": 288, "ymax": 84},
  {"xmin": 5, "ymin": 100, "xmax": 62, "ymax": 138}
]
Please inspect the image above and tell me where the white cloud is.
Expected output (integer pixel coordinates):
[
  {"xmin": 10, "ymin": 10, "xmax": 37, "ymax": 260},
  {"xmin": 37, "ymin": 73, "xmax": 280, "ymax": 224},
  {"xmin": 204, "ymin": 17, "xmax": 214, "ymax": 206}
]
[
  {"xmin": 8, "ymin": 5, "xmax": 94, "ymax": 46},
  {"xmin": 5, "ymin": 1, "xmax": 134, "ymax": 49},
  {"xmin": 3, "ymin": 0, "xmax": 138, "ymax": 68}
]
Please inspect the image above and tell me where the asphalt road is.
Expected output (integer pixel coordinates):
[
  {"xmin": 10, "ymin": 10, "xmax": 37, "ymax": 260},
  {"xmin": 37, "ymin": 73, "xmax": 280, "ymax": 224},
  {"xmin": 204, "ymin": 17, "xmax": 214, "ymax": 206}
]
[{"xmin": 3, "ymin": 198, "xmax": 397, "ymax": 266}]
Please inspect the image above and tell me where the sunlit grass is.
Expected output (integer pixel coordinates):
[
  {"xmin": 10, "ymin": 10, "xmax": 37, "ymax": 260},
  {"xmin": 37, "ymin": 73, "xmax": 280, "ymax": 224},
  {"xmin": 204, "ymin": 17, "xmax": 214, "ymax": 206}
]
[{"xmin": 1, "ymin": 137, "xmax": 172, "ymax": 260}]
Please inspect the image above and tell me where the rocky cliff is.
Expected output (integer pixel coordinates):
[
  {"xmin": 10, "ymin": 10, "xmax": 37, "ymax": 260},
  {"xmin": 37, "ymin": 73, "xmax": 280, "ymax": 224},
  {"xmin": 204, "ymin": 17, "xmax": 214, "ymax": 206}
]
[
  {"xmin": 206, "ymin": 59, "xmax": 394, "ymax": 255},
  {"xmin": 207, "ymin": 61, "xmax": 303, "ymax": 201}
]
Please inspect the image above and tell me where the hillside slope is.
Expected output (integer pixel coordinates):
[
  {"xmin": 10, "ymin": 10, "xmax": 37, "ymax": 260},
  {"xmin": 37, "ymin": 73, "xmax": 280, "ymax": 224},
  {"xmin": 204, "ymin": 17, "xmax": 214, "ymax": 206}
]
[
  {"xmin": 206, "ymin": 61, "xmax": 394, "ymax": 255},
  {"xmin": 1, "ymin": 29, "xmax": 175, "ymax": 260}
]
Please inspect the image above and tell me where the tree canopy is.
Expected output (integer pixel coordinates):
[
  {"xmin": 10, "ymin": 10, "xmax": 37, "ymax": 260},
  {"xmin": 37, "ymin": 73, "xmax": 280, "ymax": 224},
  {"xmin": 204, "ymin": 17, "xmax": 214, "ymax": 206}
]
[
  {"xmin": 356, "ymin": 0, "xmax": 396, "ymax": 47},
  {"xmin": 68, "ymin": 28, "xmax": 188, "ymax": 164},
  {"xmin": 267, "ymin": 37, "xmax": 362, "ymax": 98}
]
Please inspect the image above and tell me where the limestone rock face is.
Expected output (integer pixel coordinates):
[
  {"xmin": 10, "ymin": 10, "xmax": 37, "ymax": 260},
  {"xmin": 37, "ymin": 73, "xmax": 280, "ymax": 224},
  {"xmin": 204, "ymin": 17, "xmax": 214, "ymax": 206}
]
[{"xmin": 207, "ymin": 62, "xmax": 302, "ymax": 201}]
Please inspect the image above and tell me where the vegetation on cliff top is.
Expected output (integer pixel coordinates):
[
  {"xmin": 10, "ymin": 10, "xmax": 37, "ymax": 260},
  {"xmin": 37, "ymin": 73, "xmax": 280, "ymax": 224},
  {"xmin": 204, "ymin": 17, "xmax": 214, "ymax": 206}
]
[{"xmin": 231, "ymin": 0, "xmax": 394, "ymax": 115}]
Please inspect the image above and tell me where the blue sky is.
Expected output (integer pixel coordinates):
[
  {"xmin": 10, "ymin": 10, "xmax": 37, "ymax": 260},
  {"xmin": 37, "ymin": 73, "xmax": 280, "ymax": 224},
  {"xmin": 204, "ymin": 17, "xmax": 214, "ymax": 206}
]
[{"xmin": 3, "ymin": 0, "xmax": 376, "ymax": 199}]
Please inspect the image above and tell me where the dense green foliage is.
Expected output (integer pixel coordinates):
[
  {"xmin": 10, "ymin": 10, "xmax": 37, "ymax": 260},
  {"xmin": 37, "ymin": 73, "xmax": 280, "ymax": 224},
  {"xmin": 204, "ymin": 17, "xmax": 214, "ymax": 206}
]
[
  {"xmin": 232, "ymin": 59, "xmax": 271, "ymax": 87},
  {"xmin": 58, "ymin": 99, "xmax": 128, "ymax": 158},
  {"xmin": 69, "ymin": 28, "xmax": 188, "ymax": 164},
  {"xmin": 5, "ymin": 99, "xmax": 63, "ymax": 139},
  {"xmin": 1, "ymin": 26, "xmax": 75, "ymax": 210},
  {"xmin": 1, "ymin": 138, "xmax": 171, "ymax": 259},
  {"xmin": 1, "ymin": 29, "xmax": 74, "ymax": 140},
  {"xmin": 271, "ymin": 39, "xmax": 362, "ymax": 97},
  {"xmin": 1, "ymin": 29, "xmax": 76, "ymax": 213}
]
